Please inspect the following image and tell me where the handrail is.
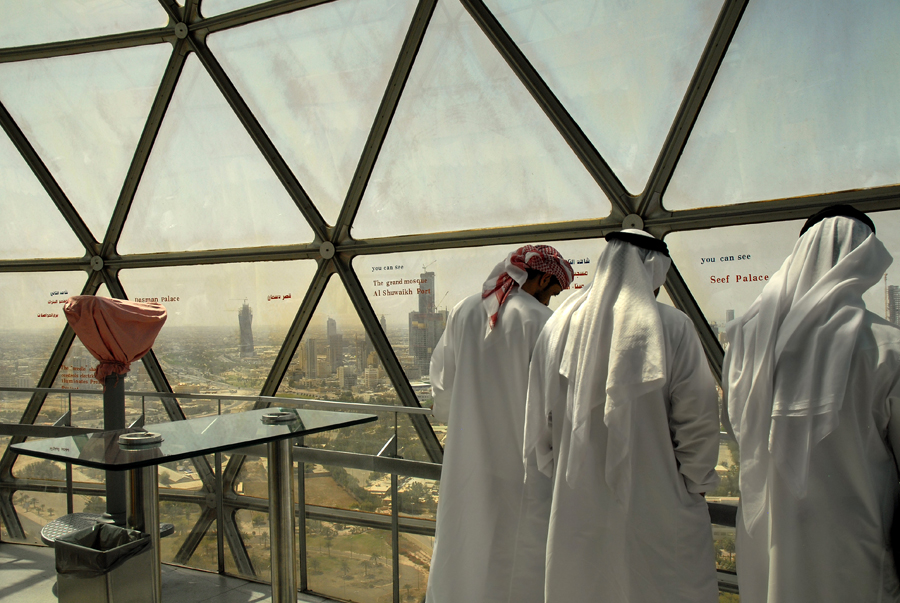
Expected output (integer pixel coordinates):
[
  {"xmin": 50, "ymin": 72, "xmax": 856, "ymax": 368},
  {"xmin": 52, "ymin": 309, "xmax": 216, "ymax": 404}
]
[{"xmin": 0, "ymin": 387, "xmax": 434, "ymax": 416}]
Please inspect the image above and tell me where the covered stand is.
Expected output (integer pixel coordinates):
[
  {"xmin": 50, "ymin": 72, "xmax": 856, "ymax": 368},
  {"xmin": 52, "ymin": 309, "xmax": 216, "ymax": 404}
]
[{"xmin": 63, "ymin": 296, "xmax": 167, "ymax": 524}]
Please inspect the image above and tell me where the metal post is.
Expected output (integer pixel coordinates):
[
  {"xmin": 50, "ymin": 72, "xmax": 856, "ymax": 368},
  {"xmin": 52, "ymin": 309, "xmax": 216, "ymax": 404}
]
[
  {"xmin": 216, "ymin": 451, "xmax": 225, "ymax": 574},
  {"xmin": 391, "ymin": 412, "xmax": 400, "ymax": 603},
  {"xmin": 60, "ymin": 403, "xmax": 74, "ymax": 514},
  {"xmin": 104, "ymin": 375, "xmax": 127, "ymax": 525},
  {"xmin": 391, "ymin": 472, "xmax": 400, "ymax": 603},
  {"xmin": 268, "ymin": 438, "xmax": 297, "ymax": 603},
  {"xmin": 128, "ymin": 465, "xmax": 161, "ymax": 603},
  {"xmin": 296, "ymin": 437, "xmax": 308, "ymax": 592}
]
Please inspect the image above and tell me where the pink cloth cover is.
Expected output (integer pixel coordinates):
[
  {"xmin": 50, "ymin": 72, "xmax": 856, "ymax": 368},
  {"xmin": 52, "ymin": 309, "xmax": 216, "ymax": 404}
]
[{"xmin": 63, "ymin": 296, "xmax": 167, "ymax": 385}]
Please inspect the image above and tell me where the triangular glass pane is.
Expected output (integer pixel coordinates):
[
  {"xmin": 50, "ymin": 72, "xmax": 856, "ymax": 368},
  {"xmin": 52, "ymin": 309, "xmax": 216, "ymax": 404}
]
[
  {"xmin": 118, "ymin": 260, "xmax": 318, "ymax": 396},
  {"xmin": 276, "ymin": 278, "xmax": 400, "ymax": 456},
  {"xmin": 484, "ymin": 0, "xmax": 724, "ymax": 194},
  {"xmin": 0, "ymin": 2, "xmax": 167, "ymax": 48},
  {"xmin": 0, "ymin": 130, "xmax": 84, "ymax": 259},
  {"xmin": 0, "ymin": 271, "xmax": 87, "ymax": 388},
  {"xmin": 665, "ymin": 0, "xmax": 900, "ymax": 211},
  {"xmin": 0, "ymin": 45, "xmax": 171, "ymax": 240},
  {"xmin": 208, "ymin": 0, "xmax": 418, "ymax": 223},
  {"xmin": 665, "ymin": 221, "xmax": 804, "ymax": 331},
  {"xmin": 354, "ymin": 0, "xmax": 609, "ymax": 239},
  {"xmin": 118, "ymin": 56, "xmax": 315, "ymax": 254}
]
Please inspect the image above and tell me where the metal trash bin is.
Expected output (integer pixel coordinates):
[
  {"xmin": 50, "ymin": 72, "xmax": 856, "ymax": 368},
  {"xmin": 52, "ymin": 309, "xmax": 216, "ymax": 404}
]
[{"xmin": 54, "ymin": 523, "xmax": 153, "ymax": 603}]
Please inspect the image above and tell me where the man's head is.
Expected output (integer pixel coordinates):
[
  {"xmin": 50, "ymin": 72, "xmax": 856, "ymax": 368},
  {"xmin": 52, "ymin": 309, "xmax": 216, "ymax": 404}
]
[
  {"xmin": 522, "ymin": 268, "xmax": 563, "ymax": 306},
  {"xmin": 481, "ymin": 244, "xmax": 573, "ymax": 333}
]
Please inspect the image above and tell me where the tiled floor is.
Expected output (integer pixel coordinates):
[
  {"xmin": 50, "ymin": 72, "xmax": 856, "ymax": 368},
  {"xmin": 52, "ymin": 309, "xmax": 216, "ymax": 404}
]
[{"xmin": 0, "ymin": 543, "xmax": 336, "ymax": 603}]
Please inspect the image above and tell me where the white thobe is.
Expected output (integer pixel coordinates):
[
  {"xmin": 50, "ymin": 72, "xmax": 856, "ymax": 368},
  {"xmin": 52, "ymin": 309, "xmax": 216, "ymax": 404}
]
[
  {"xmin": 512, "ymin": 303, "xmax": 720, "ymax": 603},
  {"xmin": 427, "ymin": 289, "xmax": 553, "ymax": 603},
  {"xmin": 730, "ymin": 312, "xmax": 900, "ymax": 603}
]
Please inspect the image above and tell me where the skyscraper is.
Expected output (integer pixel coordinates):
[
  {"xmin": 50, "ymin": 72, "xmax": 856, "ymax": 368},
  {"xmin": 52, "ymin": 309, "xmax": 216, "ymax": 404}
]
[
  {"xmin": 327, "ymin": 317, "xmax": 337, "ymax": 338},
  {"xmin": 409, "ymin": 270, "xmax": 447, "ymax": 377},
  {"xmin": 305, "ymin": 339, "xmax": 317, "ymax": 379},
  {"xmin": 888, "ymin": 285, "xmax": 900, "ymax": 326},
  {"xmin": 238, "ymin": 300, "xmax": 254, "ymax": 357},
  {"xmin": 329, "ymin": 334, "xmax": 344, "ymax": 374}
]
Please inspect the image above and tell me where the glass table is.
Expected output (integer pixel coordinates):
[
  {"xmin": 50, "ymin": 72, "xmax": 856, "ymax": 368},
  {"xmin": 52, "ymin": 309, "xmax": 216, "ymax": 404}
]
[{"xmin": 12, "ymin": 407, "xmax": 377, "ymax": 603}]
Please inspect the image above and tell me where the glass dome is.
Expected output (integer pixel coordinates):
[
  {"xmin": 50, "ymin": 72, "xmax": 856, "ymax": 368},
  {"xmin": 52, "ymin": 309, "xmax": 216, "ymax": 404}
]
[{"xmin": 1, "ymin": 0, "xmax": 898, "ymax": 600}]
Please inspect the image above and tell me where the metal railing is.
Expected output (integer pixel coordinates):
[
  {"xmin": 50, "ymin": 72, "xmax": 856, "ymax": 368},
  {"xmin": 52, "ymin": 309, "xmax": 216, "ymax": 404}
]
[{"xmin": 0, "ymin": 386, "xmax": 738, "ymax": 598}]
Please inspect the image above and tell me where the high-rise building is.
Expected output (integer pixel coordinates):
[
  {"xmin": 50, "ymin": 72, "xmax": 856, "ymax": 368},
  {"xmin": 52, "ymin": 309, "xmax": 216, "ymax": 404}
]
[
  {"xmin": 327, "ymin": 317, "xmax": 337, "ymax": 338},
  {"xmin": 328, "ymin": 334, "xmax": 344, "ymax": 374},
  {"xmin": 305, "ymin": 339, "xmax": 317, "ymax": 379},
  {"xmin": 409, "ymin": 270, "xmax": 447, "ymax": 376},
  {"xmin": 356, "ymin": 334, "xmax": 373, "ymax": 372},
  {"xmin": 417, "ymin": 272, "xmax": 435, "ymax": 314},
  {"xmin": 725, "ymin": 309, "xmax": 735, "ymax": 323},
  {"xmin": 365, "ymin": 367, "xmax": 380, "ymax": 390},
  {"xmin": 238, "ymin": 300, "xmax": 254, "ymax": 358},
  {"xmin": 336, "ymin": 365, "xmax": 356, "ymax": 390},
  {"xmin": 888, "ymin": 285, "xmax": 900, "ymax": 326},
  {"xmin": 380, "ymin": 315, "xmax": 387, "ymax": 334}
]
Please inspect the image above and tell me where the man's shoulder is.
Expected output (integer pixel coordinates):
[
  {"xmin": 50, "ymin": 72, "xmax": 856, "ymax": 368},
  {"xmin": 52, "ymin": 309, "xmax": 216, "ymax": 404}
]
[
  {"xmin": 503, "ymin": 290, "xmax": 553, "ymax": 320},
  {"xmin": 451, "ymin": 293, "xmax": 485, "ymax": 316},
  {"xmin": 863, "ymin": 310, "xmax": 900, "ymax": 346},
  {"xmin": 657, "ymin": 302, "xmax": 691, "ymax": 326}
]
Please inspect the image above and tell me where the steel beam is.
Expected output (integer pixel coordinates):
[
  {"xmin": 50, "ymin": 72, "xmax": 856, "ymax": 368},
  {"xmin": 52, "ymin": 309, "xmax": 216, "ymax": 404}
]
[
  {"xmin": 0, "ymin": 101, "xmax": 99, "ymax": 254},
  {"xmin": 646, "ymin": 188, "xmax": 900, "ymax": 235},
  {"xmin": 638, "ymin": 0, "xmax": 749, "ymax": 215},
  {"xmin": 101, "ymin": 39, "xmax": 190, "ymax": 258},
  {"xmin": 189, "ymin": 40, "xmax": 329, "ymax": 242},
  {"xmin": 0, "ymin": 29, "xmax": 174, "ymax": 64},
  {"xmin": 333, "ymin": 257, "xmax": 444, "ymax": 463},
  {"xmin": 0, "ymin": 273, "xmax": 99, "ymax": 481},
  {"xmin": 334, "ymin": 0, "xmax": 439, "ymax": 236},
  {"xmin": 462, "ymin": 0, "xmax": 631, "ymax": 216},
  {"xmin": 195, "ymin": 0, "xmax": 339, "ymax": 34},
  {"xmin": 663, "ymin": 262, "xmax": 723, "ymax": 385}
]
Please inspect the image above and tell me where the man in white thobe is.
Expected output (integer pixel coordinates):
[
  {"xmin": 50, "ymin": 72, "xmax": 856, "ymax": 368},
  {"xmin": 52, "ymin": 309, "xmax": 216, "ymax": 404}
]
[
  {"xmin": 724, "ymin": 205, "xmax": 900, "ymax": 603},
  {"xmin": 426, "ymin": 244, "xmax": 574, "ymax": 603},
  {"xmin": 512, "ymin": 229, "xmax": 720, "ymax": 603}
]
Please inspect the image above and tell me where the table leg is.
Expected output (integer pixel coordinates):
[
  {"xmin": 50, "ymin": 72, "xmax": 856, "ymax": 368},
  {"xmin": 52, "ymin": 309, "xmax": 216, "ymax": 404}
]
[
  {"xmin": 128, "ymin": 465, "xmax": 161, "ymax": 603},
  {"xmin": 268, "ymin": 439, "xmax": 297, "ymax": 603}
]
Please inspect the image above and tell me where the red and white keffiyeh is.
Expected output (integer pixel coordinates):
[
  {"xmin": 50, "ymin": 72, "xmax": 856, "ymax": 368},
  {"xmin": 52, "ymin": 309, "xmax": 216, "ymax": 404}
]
[{"xmin": 481, "ymin": 244, "xmax": 573, "ymax": 336}]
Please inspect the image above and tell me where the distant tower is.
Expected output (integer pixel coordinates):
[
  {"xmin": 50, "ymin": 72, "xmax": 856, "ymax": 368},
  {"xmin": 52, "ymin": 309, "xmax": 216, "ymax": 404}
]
[
  {"xmin": 380, "ymin": 315, "xmax": 387, "ymax": 334},
  {"xmin": 305, "ymin": 339, "xmax": 317, "ymax": 379},
  {"xmin": 329, "ymin": 334, "xmax": 344, "ymax": 374},
  {"xmin": 418, "ymin": 272, "xmax": 435, "ymax": 313},
  {"xmin": 887, "ymin": 285, "xmax": 900, "ymax": 326},
  {"xmin": 725, "ymin": 309, "xmax": 735, "ymax": 323},
  {"xmin": 238, "ymin": 300, "xmax": 254, "ymax": 357},
  {"xmin": 409, "ymin": 270, "xmax": 447, "ymax": 376},
  {"xmin": 327, "ymin": 317, "xmax": 337, "ymax": 338}
]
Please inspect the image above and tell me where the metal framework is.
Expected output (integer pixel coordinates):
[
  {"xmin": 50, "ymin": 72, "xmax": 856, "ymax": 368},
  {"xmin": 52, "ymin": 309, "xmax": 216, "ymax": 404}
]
[{"xmin": 1, "ymin": 0, "xmax": 899, "ymax": 598}]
